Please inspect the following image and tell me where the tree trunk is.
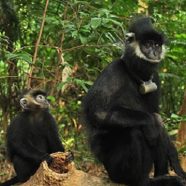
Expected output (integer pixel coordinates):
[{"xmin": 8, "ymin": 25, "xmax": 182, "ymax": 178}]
[
  {"xmin": 0, "ymin": 0, "xmax": 20, "ymax": 134},
  {"xmin": 177, "ymin": 89, "xmax": 186, "ymax": 148},
  {"xmin": 177, "ymin": 89, "xmax": 186, "ymax": 171}
]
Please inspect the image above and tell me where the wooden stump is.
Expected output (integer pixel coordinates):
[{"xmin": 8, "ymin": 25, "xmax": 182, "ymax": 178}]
[{"xmin": 20, "ymin": 152, "xmax": 123, "ymax": 186}]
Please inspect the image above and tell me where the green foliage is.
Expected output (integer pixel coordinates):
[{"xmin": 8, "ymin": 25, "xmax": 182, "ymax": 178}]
[
  {"xmin": 5, "ymin": 51, "xmax": 32, "ymax": 64},
  {"xmin": 179, "ymin": 146, "xmax": 186, "ymax": 155},
  {"xmin": 164, "ymin": 113, "xmax": 186, "ymax": 133},
  {"xmin": 58, "ymin": 77, "xmax": 93, "ymax": 92}
]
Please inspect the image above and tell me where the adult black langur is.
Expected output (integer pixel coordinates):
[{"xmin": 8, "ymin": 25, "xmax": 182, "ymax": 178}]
[
  {"xmin": 0, "ymin": 89, "xmax": 67, "ymax": 186},
  {"xmin": 83, "ymin": 16, "xmax": 186, "ymax": 186}
]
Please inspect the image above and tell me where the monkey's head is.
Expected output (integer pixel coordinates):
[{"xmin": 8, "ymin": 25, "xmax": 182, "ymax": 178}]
[
  {"xmin": 125, "ymin": 16, "xmax": 166, "ymax": 63},
  {"xmin": 20, "ymin": 89, "xmax": 50, "ymax": 111}
]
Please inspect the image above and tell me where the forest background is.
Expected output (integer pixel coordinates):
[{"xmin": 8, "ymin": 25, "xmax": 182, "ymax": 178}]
[{"xmin": 0, "ymin": 0, "xmax": 186, "ymax": 181}]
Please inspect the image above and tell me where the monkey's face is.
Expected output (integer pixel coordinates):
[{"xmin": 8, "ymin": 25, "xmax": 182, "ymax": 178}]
[
  {"xmin": 139, "ymin": 40, "xmax": 165, "ymax": 62},
  {"xmin": 20, "ymin": 91, "xmax": 50, "ymax": 110},
  {"xmin": 126, "ymin": 35, "xmax": 166, "ymax": 63}
]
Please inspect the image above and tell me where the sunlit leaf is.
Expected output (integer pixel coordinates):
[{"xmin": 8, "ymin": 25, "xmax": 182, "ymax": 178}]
[
  {"xmin": 5, "ymin": 52, "xmax": 32, "ymax": 64},
  {"xmin": 90, "ymin": 18, "xmax": 102, "ymax": 29}
]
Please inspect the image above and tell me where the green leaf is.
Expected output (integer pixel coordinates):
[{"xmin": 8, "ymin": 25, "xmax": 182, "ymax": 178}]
[
  {"xmin": 168, "ymin": 129, "xmax": 178, "ymax": 136},
  {"xmin": 47, "ymin": 96, "xmax": 56, "ymax": 103},
  {"xmin": 79, "ymin": 34, "xmax": 87, "ymax": 44},
  {"xmin": 5, "ymin": 52, "xmax": 32, "ymax": 64},
  {"xmin": 72, "ymin": 30, "xmax": 78, "ymax": 38},
  {"xmin": 171, "ymin": 113, "xmax": 180, "ymax": 119},
  {"xmin": 105, "ymin": 32, "xmax": 116, "ymax": 42},
  {"xmin": 90, "ymin": 18, "xmax": 102, "ymax": 29}
]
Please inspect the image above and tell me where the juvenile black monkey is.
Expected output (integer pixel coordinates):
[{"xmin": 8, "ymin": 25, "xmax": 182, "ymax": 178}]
[
  {"xmin": 83, "ymin": 17, "xmax": 186, "ymax": 186},
  {"xmin": 0, "ymin": 89, "xmax": 65, "ymax": 186}
]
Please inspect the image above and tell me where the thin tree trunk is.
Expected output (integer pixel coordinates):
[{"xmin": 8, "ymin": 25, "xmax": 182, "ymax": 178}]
[
  {"xmin": 27, "ymin": 0, "xmax": 49, "ymax": 89},
  {"xmin": 177, "ymin": 88, "xmax": 186, "ymax": 171},
  {"xmin": 177, "ymin": 89, "xmax": 186, "ymax": 147}
]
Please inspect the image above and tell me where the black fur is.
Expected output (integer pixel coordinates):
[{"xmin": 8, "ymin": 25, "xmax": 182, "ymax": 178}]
[
  {"xmin": 83, "ymin": 17, "xmax": 186, "ymax": 186},
  {"xmin": 129, "ymin": 16, "xmax": 164, "ymax": 44},
  {"xmin": 0, "ymin": 89, "xmax": 65, "ymax": 186}
]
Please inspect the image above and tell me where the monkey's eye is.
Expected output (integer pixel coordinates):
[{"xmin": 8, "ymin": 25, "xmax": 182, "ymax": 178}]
[
  {"xmin": 20, "ymin": 98, "xmax": 27, "ymax": 108},
  {"xmin": 143, "ymin": 42, "xmax": 151, "ymax": 48},
  {"xmin": 36, "ymin": 95, "xmax": 46, "ymax": 102}
]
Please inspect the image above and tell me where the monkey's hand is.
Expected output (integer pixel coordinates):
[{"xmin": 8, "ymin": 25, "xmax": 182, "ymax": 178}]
[
  {"xmin": 65, "ymin": 151, "xmax": 74, "ymax": 163},
  {"xmin": 153, "ymin": 113, "xmax": 164, "ymax": 126},
  {"xmin": 95, "ymin": 111, "xmax": 107, "ymax": 120},
  {"xmin": 42, "ymin": 154, "xmax": 53, "ymax": 165}
]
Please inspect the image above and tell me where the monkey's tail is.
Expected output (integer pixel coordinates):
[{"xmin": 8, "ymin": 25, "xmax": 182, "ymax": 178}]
[
  {"xmin": 168, "ymin": 141, "xmax": 186, "ymax": 180},
  {"xmin": 0, "ymin": 176, "xmax": 19, "ymax": 186}
]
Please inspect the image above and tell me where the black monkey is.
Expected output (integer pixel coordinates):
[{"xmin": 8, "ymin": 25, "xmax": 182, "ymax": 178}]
[
  {"xmin": 0, "ymin": 89, "xmax": 65, "ymax": 186},
  {"xmin": 83, "ymin": 17, "xmax": 186, "ymax": 186}
]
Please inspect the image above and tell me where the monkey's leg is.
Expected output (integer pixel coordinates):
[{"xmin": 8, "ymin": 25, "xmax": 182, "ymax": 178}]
[{"xmin": 13, "ymin": 155, "xmax": 39, "ymax": 183}]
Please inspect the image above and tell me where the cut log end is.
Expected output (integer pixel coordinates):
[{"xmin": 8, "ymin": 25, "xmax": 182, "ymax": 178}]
[
  {"xmin": 49, "ymin": 152, "xmax": 72, "ymax": 174},
  {"xmin": 20, "ymin": 152, "xmax": 75, "ymax": 186}
]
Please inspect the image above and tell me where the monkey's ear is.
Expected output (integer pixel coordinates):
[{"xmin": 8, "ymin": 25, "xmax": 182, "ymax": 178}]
[{"xmin": 125, "ymin": 32, "xmax": 135, "ymax": 43}]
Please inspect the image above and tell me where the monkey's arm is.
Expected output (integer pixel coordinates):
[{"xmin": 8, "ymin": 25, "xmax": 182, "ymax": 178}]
[
  {"xmin": 93, "ymin": 106, "xmax": 159, "ymax": 145},
  {"xmin": 12, "ymin": 140, "xmax": 51, "ymax": 163},
  {"xmin": 94, "ymin": 106, "xmax": 155, "ymax": 128}
]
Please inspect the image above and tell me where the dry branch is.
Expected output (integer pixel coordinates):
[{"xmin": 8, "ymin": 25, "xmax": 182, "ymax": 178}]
[{"xmin": 27, "ymin": 0, "xmax": 49, "ymax": 88}]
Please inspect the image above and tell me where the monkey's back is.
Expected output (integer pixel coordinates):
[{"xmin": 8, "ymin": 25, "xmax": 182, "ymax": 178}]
[{"xmin": 6, "ymin": 110, "xmax": 52, "ymax": 161}]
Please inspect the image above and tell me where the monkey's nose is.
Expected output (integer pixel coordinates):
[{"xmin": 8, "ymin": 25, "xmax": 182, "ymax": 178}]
[{"xmin": 149, "ymin": 50, "xmax": 160, "ymax": 60}]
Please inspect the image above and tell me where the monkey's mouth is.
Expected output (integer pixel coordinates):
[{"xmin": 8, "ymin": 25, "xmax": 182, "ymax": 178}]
[
  {"xmin": 146, "ymin": 54, "xmax": 160, "ymax": 61},
  {"xmin": 24, "ymin": 103, "xmax": 48, "ymax": 110}
]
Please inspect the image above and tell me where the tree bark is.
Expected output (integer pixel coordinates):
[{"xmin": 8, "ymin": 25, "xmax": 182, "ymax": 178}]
[
  {"xmin": 177, "ymin": 89, "xmax": 186, "ymax": 148},
  {"xmin": 176, "ymin": 89, "xmax": 186, "ymax": 171}
]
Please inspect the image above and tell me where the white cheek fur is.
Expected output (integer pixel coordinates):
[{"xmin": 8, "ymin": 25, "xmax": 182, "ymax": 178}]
[{"xmin": 130, "ymin": 41, "xmax": 166, "ymax": 63}]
